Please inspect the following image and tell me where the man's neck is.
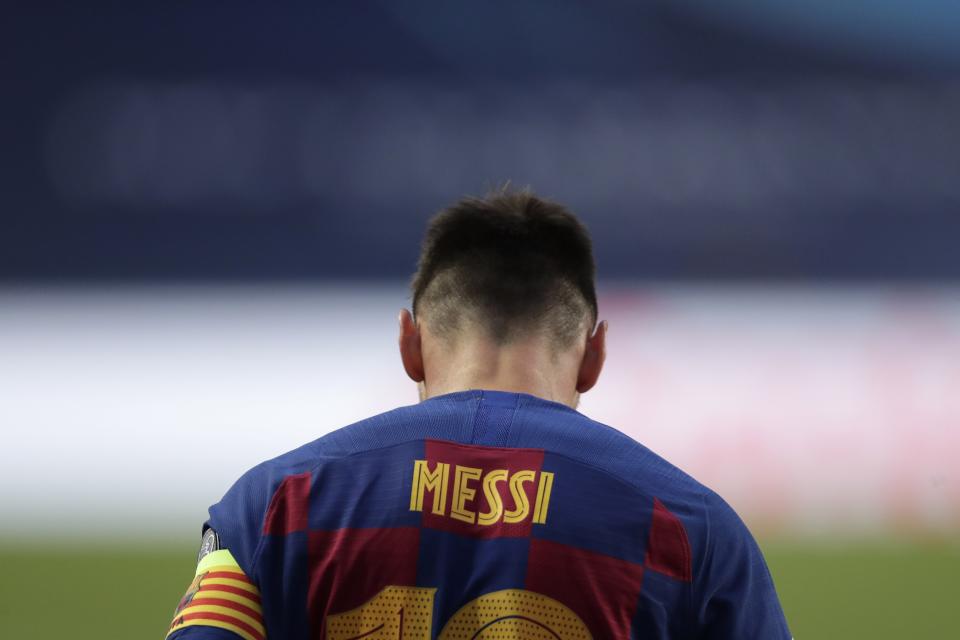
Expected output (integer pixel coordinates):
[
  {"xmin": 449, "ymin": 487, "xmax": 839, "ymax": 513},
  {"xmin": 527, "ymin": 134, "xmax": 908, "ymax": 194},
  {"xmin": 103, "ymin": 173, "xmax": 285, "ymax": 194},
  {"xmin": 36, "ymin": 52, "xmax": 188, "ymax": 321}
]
[{"xmin": 420, "ymin": 338, "xmax": 580, "ymax": 408}]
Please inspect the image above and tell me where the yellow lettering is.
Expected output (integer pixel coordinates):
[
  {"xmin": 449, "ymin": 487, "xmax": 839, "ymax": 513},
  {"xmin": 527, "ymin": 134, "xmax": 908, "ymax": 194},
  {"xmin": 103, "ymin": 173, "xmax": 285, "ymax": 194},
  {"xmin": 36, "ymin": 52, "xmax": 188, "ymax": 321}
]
[
  {"xmin": 503, "ymin": 470, "xmax": 536, "ymax": 523},
  {"xmin": 411, "ymin": 460, "xmax": 556, "ymax": 527},
  {"xmin": 450, "ymin": 465, "xmax": 482, "ymax": 524},
  {"xmin": 532, "ymin": 471, "xmax": 554, "ymax": 524},
  {"xmin": 477, "ymin": 469, "xmax": 508, "ymax": 526},
  {"xmin": 409, "ymin": 460, "xmax": 449, "ymax": 515}
]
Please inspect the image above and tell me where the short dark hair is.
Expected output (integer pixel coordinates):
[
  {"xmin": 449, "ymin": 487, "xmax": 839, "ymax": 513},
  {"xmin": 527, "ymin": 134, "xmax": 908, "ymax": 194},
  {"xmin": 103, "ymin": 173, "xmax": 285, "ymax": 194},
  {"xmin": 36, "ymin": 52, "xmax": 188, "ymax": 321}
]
[{"xmin": 412, "ymin": 188, "xmax": 597, "ymax": 347}]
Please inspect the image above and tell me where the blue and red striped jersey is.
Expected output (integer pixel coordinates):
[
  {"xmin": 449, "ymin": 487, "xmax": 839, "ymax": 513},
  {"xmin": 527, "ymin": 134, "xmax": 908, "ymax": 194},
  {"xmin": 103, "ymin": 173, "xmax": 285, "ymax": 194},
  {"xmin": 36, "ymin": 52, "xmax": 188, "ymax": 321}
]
[{"xmin": 167, "ymin": 389, "xmax": 790, "ymax": 639}]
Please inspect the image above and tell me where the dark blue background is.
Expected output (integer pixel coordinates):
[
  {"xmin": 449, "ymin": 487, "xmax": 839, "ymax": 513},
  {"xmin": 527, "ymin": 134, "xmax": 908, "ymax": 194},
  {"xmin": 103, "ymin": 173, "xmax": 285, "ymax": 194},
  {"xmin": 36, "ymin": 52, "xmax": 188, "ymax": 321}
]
[{"xmin": 3, "ymin": 1, "xmax": 959, "ymax": 282}]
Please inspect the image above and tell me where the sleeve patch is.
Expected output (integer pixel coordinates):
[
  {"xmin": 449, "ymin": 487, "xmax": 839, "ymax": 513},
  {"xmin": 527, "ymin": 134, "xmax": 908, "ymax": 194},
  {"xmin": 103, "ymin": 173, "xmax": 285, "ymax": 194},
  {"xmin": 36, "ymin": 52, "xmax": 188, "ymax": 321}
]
[
  {"xmin": 168, "ymin": 548, "xmax": 265, "ymax": 640},
  {"xmin": 198, "ymin": 527, "xmax": 221, "ymax": 562}
]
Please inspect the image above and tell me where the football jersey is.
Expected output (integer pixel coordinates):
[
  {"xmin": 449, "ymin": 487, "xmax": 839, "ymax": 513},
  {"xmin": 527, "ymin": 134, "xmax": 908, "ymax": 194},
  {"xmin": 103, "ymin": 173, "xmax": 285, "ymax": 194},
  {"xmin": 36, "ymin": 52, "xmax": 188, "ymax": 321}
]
[{"xmin": 167, "ymin": 389, "xmax": 791, "ymax": 639}]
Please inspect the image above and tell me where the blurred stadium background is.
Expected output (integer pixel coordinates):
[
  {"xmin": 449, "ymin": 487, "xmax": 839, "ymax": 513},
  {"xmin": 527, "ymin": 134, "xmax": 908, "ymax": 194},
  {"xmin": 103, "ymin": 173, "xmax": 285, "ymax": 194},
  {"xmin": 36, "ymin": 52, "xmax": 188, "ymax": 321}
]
[{"xmin": 2, "ymin": 1, "xmax": 959, "ymax": 638}]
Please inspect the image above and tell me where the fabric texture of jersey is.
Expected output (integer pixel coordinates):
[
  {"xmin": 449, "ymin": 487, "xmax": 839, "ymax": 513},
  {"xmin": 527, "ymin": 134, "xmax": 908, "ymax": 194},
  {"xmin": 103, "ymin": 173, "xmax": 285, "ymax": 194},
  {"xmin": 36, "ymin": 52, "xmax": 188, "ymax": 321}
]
[{"xmin": 168, "ymin": 389, "xmax": 791, "ymax": 639}]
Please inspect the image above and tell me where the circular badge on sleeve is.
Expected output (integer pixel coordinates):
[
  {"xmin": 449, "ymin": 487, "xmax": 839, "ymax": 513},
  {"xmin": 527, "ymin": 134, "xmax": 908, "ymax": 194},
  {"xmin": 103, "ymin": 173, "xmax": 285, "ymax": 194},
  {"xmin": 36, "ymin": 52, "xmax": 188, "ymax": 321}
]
[{"xmin": 197, "ymin": 527, "xmax": 221, "ymax": 562}]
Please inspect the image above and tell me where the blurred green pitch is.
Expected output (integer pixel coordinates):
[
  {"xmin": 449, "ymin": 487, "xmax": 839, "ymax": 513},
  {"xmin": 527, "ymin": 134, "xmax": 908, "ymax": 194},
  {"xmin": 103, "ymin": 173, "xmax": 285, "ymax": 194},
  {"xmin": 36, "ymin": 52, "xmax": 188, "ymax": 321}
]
[{"xmin": 0, "ymin": 539, "xmax": 955, "ymax": 638}]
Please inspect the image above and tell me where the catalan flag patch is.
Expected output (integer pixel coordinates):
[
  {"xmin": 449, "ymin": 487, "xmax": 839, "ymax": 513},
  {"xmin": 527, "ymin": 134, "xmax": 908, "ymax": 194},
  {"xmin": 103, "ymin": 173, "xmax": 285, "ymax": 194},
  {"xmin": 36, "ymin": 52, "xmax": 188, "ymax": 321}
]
[{"xmin": 167, "ymin": 548, "xmax": 265, "ymax": 640}]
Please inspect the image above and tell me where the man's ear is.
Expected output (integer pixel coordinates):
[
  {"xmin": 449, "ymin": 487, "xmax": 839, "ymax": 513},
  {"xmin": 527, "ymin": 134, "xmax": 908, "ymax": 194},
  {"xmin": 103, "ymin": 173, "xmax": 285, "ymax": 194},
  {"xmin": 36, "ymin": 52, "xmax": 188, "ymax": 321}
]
[
  {"xmin": 398, "ymin": 308, "xmax": 425, "ymax": 383},
  {"xmin": 576, "ymin": 320, "xmax": 607, "ymax": 394}
]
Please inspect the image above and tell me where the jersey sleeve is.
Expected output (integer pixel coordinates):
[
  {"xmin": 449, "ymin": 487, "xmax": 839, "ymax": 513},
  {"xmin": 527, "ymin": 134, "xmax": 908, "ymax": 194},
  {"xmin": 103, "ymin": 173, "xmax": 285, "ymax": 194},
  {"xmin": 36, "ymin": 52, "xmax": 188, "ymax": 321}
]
[
  {"xmin": 694, "ymin": 491, "xmax": 792, "ymax": 639},
  {"xmin": 205, "ymin": 461, "xmax": 278, "ymax": 578},
  {"xmin": 166, "ymin": 461, "xmax": 279, "ymax": 640},
  {"xmin": 170, "ymin": 441, "xmax": 323, "ymax": 640},
  {"xmin": 166, "ymin": 547, "xmax": 265, "ymax": 640}
]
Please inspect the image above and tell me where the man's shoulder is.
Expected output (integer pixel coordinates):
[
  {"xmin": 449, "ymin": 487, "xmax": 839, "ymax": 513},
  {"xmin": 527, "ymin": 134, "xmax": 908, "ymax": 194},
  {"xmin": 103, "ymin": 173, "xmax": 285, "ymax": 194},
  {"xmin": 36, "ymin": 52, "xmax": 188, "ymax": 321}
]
[
  {"xmin": 204, "ymin": 402, "xmax": 433, "ymax": 571},
  {"xmin": 514, "ymin": 400, "xmax": 712, "ymax": 504},
  {"xmin": 249, "ymin": 398, "xmax": 445, "ymax": 475},
  {"xmin": 310, "ymin": 397, "xmax": 470, "ymax": 457}
]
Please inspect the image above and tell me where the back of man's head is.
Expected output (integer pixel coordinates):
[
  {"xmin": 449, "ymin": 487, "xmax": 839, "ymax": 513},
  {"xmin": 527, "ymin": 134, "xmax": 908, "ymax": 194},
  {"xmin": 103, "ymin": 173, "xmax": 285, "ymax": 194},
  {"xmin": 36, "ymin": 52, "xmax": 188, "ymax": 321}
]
[{"xmin": 411, "ymin": 188, "xmax": 598, "ymax": 348}]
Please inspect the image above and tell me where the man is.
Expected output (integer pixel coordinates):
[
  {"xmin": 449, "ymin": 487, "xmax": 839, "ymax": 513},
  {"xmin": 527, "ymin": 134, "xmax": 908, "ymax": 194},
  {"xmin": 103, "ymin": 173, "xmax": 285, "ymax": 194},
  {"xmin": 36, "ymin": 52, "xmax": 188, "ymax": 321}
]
[{"xmin": 166, "ymin": 189, "xmax": 791, "ymax": 639}]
